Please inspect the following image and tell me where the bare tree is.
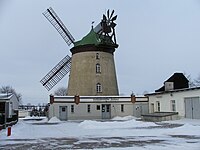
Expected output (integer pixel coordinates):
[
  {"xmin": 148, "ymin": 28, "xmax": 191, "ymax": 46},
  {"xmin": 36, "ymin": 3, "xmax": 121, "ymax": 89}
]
[
  {"xmin": 184, "ymin": 73, "xmax": 196, "ymax": 88},
  {"xmin": 143, "ymin": 91, "xmax": 149, "ymax": 95},
  {"xmin": 54, "ymin": 87, "xmax": 67, "ymax": 96},
  {"xmin": 0, "ymin": 85, "xmax": 22, "ymax": 104},
  {"xmin": 194, "ymin": 74, "xmax": 200, "ymax": 86}
]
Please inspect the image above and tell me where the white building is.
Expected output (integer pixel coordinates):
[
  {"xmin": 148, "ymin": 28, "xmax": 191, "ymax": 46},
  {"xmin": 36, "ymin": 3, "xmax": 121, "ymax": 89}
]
[
  {"xmin": 48, "ymin": 95, "xmax": 149, "ymax": 120},
  {"xmin": 146, "ymin": 73, "xmax": 200, "ymax": 119},
  {"xmin": 147, "ymin": 87, "xmax": 200, "ymax": 119}
]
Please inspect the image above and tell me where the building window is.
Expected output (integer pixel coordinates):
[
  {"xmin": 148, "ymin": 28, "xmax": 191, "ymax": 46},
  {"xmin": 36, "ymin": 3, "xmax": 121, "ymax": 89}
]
[
  {"xmin": 96, "ymin": 83, "xmax": 102, "ymax": 93},
  {"xmin": 96, "ymin": 63, "xmax": 101, "ymax": 73},
  {"xmin": 62, "ymin": 107, "xmax": 66, "ymax": 112},
  {"xmin": 121, "ymin": 104, "xmax": 124, "ymax": 112},
  {"xmin": 171, "ymin": 100, "xmax": 176, "ymax": 111},
  {"xmin": 96, "ymin": 105, "xmax": 100, "ymax": 110},
  {"xmin": 87, "ymin": 104, "xmax": 91, "ymax": 113},
  {"xmin": 96, "ymin": 53, "xmax": 100, "ymax": 59},
  {"xmin": 71, "ymin": 105, "xmax": 74, "ymax": 113},
  {"xmin": 156, "ymin": 101, "xmax": 160, "ymax": 112}
]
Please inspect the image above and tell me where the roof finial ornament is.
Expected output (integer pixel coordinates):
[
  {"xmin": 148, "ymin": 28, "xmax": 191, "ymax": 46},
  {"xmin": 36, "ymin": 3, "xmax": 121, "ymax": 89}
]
[{"xmin": 91, "ymin": 21, "xmax": 95, "ymax": 29}]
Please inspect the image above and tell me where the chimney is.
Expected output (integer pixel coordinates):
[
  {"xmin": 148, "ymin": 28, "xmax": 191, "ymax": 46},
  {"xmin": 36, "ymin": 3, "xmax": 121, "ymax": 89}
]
[
  {"xmin": 50, "ymin": 95, "xmax": 54, "ymax": 104},
  {"xmin": 74, "ymin": 95, "xmax": 80, "ymax": 105}
]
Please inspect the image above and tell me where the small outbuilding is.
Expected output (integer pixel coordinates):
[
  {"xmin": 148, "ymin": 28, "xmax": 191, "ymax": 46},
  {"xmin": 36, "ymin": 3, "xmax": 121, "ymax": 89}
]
[
  {"xmin": 145, "ymin": 73, "xmax": 200, "ymax": 120},
  {"xmin": 146, "ymin": 87, "xmax": 200, "ymax": 119},
  {"xmin": 0, "ymin": 93, "xmax": 19, "ymax": 129}
]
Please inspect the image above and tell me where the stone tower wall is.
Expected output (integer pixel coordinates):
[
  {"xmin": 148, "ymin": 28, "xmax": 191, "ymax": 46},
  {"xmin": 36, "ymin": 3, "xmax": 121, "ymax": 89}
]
[{"xmin": 67, "ymin": 51, "xmax": 119, "ymax": 96}]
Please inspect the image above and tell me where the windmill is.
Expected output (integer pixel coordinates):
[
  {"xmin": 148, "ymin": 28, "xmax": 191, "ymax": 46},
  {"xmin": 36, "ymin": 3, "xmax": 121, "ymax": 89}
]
[{"xmin": 40, "ymin": 7, "xmax": 119, "ymax": 96}]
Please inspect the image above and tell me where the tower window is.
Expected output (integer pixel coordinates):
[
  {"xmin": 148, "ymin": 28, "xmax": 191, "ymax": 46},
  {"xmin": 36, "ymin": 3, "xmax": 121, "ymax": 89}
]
[
  {"xmin": 96, "ymin": 53, "xmax": 100, "ymax": 59},
  {"xmin": 96, "ymin": 63, "xmax": 101, "ymax": 73},
  {"xmin": 96, "ymin": 83, "xmax": 102, "ymax": 93}
]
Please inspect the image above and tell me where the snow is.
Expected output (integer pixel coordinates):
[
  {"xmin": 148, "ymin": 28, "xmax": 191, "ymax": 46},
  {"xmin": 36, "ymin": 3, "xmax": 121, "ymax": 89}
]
[
  {"xmin": 79, "ymin": 119, "xmax": 159, "ymax": 130},
  {"xmin": 1, "ymin": 116, "xmax": 200, "ymax": 149},
  {"xmin": 22, "ymin": 116, "xmax": 46, "ymax": 120},
  {"xmin": 48, "ymin": 116, "xmax": 61, "ymax": 123},
  {"xmin": 165, "ymin": 118, "xmax": 200, "ymax": 126},
  {"xmin": 111, "ymin": 115, "xmax": 137, "ymax": 121}
]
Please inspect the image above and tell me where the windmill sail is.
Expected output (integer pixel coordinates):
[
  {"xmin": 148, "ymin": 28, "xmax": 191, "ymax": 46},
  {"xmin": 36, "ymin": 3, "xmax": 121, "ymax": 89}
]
[
  {"xmin": 43, "ymin": 7, "xmax": 75, "ymax": 46},
  {"xmin": 40, "ymin": 55, "xmax": 71, "ymax": 91}
]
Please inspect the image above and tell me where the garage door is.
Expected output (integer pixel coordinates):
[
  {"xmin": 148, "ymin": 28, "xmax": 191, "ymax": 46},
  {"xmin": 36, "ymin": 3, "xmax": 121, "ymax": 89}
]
[{"xmin": 185, "ymin": 97, "xmax": 200, "ymax": 119}]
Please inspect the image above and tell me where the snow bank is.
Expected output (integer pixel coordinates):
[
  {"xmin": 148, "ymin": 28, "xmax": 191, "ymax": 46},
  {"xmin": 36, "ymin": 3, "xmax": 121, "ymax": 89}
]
[
  {"xmin": 23, "ymin": 116, "xmax": 46, "ymax": 120},
  {"xmin": 21, "ymin": 116, "xmax": 48, "ymax": 124},
  {"xmin": 165, "ymin": 118, "xmax": 200, "ymax": 126},
  {"xmin": 39, "ymin": 117, "xmax": 48, "ymax": 123},
  {"xmin": 79, "ymin": 119, "xmax": 158, "ymax": 129},
  {"xmin": 112, "ymin": 116, "xmax": 137, "ymax": 121},
  {"xmin": 166, "ymin": 123, "xmax": 200, "ymax": 136},
  {"xmin": 48, "ymin": 117, "xmax": 61, "ymax": 123}
]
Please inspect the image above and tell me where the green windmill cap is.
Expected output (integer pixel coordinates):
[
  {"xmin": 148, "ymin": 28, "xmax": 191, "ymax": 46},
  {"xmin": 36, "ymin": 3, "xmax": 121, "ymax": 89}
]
[{"xmin": 74, "ymin": 28, "xmax": 115, "ymax": 47}]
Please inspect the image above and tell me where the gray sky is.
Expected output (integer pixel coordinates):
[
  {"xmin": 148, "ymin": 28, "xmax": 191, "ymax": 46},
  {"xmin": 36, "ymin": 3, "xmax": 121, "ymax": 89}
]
[{"xmin": 0, "ymin": 0, "xmax": 200, "ymax": 105}]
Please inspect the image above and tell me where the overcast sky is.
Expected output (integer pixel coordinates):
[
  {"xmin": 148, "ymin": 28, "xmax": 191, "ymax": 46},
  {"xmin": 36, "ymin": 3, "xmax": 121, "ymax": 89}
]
[{"xmin": 0, "ymin": 0, "xmax": 200, "ymax": 105}]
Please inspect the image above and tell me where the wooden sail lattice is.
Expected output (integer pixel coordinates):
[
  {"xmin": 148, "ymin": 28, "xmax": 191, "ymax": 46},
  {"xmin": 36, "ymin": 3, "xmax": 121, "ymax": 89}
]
[
  {"xmin": 40, "ymin": 55, "xmax": 71, "ymax": 91},
  {"xmin": 43, "ymin": 7, "xmax": 75, "ymax": 46}
]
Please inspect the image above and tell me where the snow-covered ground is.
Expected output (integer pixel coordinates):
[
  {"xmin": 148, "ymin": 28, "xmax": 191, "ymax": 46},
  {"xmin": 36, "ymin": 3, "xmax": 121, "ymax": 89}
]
[{"xmin": 0, "ymin": 116, "xmax": 200, "ymax": 150}]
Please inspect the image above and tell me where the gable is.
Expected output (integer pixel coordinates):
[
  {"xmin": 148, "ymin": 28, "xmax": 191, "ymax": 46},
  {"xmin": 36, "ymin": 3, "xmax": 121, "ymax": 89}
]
[{"xmin": 155, "ymin": 73, "xmax": 189, "ymax": 92}]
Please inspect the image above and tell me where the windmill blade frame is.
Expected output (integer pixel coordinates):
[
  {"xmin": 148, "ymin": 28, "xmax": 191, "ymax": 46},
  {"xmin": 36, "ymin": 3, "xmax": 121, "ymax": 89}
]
[
  {"xmin": 109, "ymin": 10, "xmax": 115, "ymax": 20},
  {"xmin": 40, "ymin": 55, "xmax": 71, "ymax": 91},
  {"xmin": 107, "ymin": 9, "xmax": 110, "ymax": 19},
  {"xmin": 111, "ymin": 15, "xmax": 117, "ymax": 21},
  {"xmin": 43, "ymin": 7, "xmax": 75, "ymax": 46}
]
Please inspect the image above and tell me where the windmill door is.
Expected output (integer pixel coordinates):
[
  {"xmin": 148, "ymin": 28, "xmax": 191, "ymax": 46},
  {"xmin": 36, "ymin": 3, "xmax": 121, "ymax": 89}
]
[
  {"xmin": 185, "ymin": 97, "xmax": 200, "ymax": 119},
  {"xmin": 102, "ymin": 104, "xmax": 111, "ymax": 119},
  {"xmin": 59, "ymin": 106, "xmax": 68, "ymax": 121}
]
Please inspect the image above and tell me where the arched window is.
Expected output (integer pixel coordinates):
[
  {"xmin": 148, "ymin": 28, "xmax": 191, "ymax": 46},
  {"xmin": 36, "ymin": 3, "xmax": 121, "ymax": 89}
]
[
  {"xmin": 96, "ymin": 63, "xmax": 101, "ymax": 73},
  {"xmin": 96, "ymin": 83, "xmax": 102, "ymax": 93},
  {"xmin": 96, "ymin": 53, "xmax": 100, "ymax": 59}
]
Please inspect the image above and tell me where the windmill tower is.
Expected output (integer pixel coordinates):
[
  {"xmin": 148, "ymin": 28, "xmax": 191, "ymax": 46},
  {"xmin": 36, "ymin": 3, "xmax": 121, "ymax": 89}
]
[{"xmin": 40, "ymin": 8, "xmax": 119, "ymax": 96}]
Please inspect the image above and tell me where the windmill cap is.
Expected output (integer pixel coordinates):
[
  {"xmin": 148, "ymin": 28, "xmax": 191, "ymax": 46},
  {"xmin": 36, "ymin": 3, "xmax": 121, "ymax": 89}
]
[{"xmin": 74, "ymin": 29, "xmax": 118, "ymax": 48}]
